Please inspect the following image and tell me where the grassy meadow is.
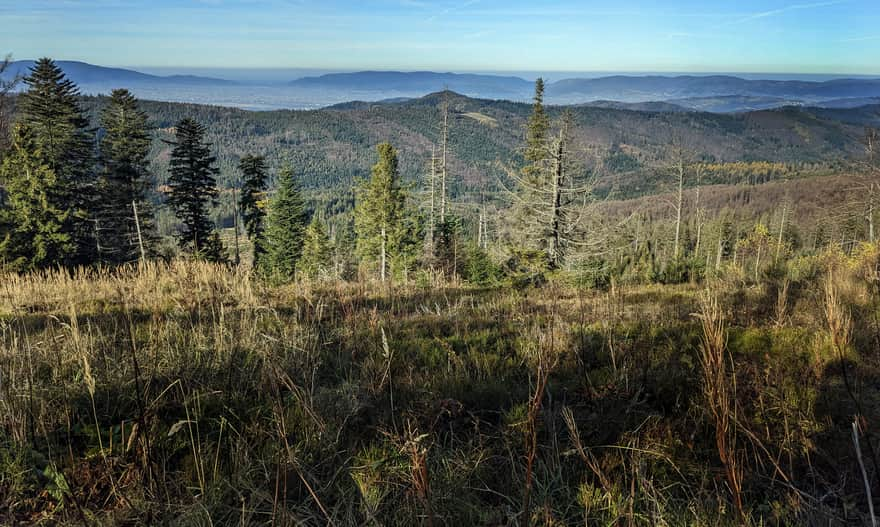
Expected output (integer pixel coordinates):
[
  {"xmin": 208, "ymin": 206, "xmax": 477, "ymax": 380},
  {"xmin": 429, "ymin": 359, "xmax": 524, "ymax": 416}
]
[{"xmin": 1, "ymin": 249, "xmax": 879, "ymax": 525}]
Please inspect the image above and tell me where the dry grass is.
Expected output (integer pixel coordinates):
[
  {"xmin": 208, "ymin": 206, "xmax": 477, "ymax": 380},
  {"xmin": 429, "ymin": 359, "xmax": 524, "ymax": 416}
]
[
  {"xmin": 0, "ymin": 254, "xmax": 878, "ymax": 525},
  {"xmin": 695, "ymin": 291, "xmax": 743, "ymax": 520}
]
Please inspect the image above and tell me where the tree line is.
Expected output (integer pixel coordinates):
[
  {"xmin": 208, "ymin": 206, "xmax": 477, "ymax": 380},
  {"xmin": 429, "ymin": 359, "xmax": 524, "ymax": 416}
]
[{"xmin": 1, "ymin": 57, "xmax": 878, "ymax": 285}]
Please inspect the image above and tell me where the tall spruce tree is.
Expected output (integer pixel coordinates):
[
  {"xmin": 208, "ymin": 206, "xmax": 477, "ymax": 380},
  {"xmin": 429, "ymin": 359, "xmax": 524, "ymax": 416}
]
[
  {"xmin": 238, "ymin": 154, "xmax": 269, "ymax": 266},
  {"xmin": 18, "ymin": 58, "xmax": 97, "ymax": 264},
  {"xmin": 511, "ymin": 96, "xmax": 592, "ymax": 268},
  {"xmin": 0, "ymin": 125, "xmax": 75, "ymax": 271},
  {"xmin": 355, "ymin": 142, "xmax": 407, "ymax": 281},
  {"xmin": 299, "ymin": 216, "xmax": 332, "ymax": 280},
  {"xmin": 97, "ymin": 89, "xmax": 155, "ymax": 263},
  {"xmin": 263, "ymin": 164, "xmax": 306, "ymax": 281},
  {"xmin": 524, "ymin": 78, "xmax": 550, "ymax": 171},
  {"xmin": 166, "ymin": 118, "xmax": 224, "ymax": 261}
]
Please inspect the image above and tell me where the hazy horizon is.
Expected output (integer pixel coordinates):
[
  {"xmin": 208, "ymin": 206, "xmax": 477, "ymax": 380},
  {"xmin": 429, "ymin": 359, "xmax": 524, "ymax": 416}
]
[
  {"xmin": 134, "ymin": 67, "xmax": 880, "ymax": 83},
  {"xmin": 7, "ymin": 61, "xmax": 880, "ymax": 84},
  {"xmin": 3, "ymin": 0, "xmax": 879, "ymax": 74}
]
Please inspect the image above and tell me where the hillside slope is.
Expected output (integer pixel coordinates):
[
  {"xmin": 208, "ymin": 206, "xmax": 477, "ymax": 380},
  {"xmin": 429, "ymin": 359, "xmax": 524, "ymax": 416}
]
[{"xmin": 102, "ymin": 92, "xmax": 874, "ymax": 200}]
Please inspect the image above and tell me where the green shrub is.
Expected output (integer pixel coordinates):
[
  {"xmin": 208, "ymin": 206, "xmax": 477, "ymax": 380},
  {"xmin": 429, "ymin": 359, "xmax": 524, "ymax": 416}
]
[{"xmin": 464, "ymin": 244, "xmax": 502, "ymax": 285}]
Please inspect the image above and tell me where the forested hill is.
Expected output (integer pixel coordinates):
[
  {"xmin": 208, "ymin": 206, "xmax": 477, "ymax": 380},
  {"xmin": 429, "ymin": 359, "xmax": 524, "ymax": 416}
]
[{"xmin": 81, "ymin": 91, "xmax": 878, "ymax": 201}]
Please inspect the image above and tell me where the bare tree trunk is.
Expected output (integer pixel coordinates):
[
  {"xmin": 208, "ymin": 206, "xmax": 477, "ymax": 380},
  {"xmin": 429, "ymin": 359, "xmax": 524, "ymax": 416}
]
[
  {"xmin": 775, "ymin": 203, "xmax": 787, "ymax": 263},
  {"xmin": 440, "ymin": 94, "xmax": 449, "ymax": 224},
  {"xmin": 755, "ymin": 245, "xmax": 762, "ymax": 282},
  {"xmin": 695, "ymin": 221, "xmax": 702, "ymax": 259},
  {"xmin": 132, "ymin": 201, "xmax": 146, "ymax": 264},
  {"xmin": 427, "ymin": 145, "xmax": 437, "ymax": 247},
  {"xmin": 232, "ymin": 185, "xmax": 241, "ymax": 266},
  {"xmin": 550, "ymin": 134, "xmax": 564, "ymax": 267},
  {"xmin": 694, "ymin": 173, "xmax": 703, "ymax": 258},
  {"xmin": 866, "ymin": 130, "xmax": 878, "ymax": 243},
  {"xmin": 94, "ymin": 219, "xmax": 103, "ymax": 261},
  {"xmin": 869, "ymin": 182, "xmax": 875, "ymax": 243},
  {"xmin": 0, "ymin": 55, "xmax": 19, "ymax": 153},
  {"xmin": 674, "ymin": 153, "xmax": 685, "ymax": 260},
  {"xmin": 477, "ymin": 210, "xmax": 484, "ymax": 249}
]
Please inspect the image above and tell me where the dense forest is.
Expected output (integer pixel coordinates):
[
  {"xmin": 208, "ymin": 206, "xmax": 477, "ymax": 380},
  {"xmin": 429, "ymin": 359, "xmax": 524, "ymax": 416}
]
[{"xmin": 2, "ymin": 57, "xmax": 880, "ymax": 526}]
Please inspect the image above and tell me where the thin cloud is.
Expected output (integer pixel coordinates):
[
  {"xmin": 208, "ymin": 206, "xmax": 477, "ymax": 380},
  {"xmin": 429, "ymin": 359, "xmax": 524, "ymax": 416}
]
[
  {"xmin": 839, "ymin": 34, "xmax": 880, "ymax": 42},
  {"xmin": 399, "ymin": 0, "xmax": 429, "ymax": 8},
  {"xmin": 427, "ymin": 0, "xmax": 480, "ymax": 22},
  {"xmin": 724, "ymin": 0, "xmax": 849, "ymax": 25}
]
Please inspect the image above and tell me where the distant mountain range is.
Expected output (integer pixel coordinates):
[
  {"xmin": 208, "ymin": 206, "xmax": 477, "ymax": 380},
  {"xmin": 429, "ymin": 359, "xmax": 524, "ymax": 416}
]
[
  {"xmin": 545, "ymin": 75, "xmax": 880, "ymax": 102},
  {"xmin": 5, "ymin": 60, "xmax": 233, "ymax": 87},
  {"xmin": 4, "ymin": 60, "xmax": 880, "ymax": 112},
  {"xmin": 288, "ymin": 71, "xmax": 880, "ymax": 105},
  {"xmin": 289, "ymin": 70, "xmax": 532, "ymax": 97}
]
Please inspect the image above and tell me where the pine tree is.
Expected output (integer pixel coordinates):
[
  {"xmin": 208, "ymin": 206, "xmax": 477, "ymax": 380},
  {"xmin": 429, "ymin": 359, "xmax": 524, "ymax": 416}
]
[
  {"xmin": 434, "ymin": 215, "xmax": 463, "ymax": 277},
  {"xmin": 166, "ymin": 118, "xmax": 224, "ymax": 262},
  {"xmin": 263, "ymin": 164, "xmax": 306, "ymax": 281},
  {"xmin": 97, "ymin": 89, "xmax": 155, "ymax": 264},
  {"xmin": 355, "ymin": 143, "xmax": 407, "ymax": 281},
  {"xmin": 524, "ymin": 78, "xmax": 550, "ymax": 170},
  {"xmin": 238, "ymin": 154, "xmax": 269, "ymax": 266},
  {"xmin": 18, "ymin": 58, "xmax": 97, "ymax": 264},
  {"xmin": 391, "ymin": 208, "xmax": 424, "ymax": 281},
  {"xmin": 299, "ymin": 217, "xmax": 332, "ymax": 280},
  {"xmin": 0, "ymin": 125, "xmax": 75, "ymax": 271}
]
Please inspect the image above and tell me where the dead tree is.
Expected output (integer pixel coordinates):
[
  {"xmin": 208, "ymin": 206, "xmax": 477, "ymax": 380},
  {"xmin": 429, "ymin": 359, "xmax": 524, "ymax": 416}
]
[
  {"xmin": 439, "ymin": 91, "xmax": 451, "ymax": 225},
  {"xmin": 424, "ymin": 144, "xmax": 438, "ymax": 249},
  {"xmin": 503, "ymin": 111, "xmax": 599, "ymax": 268},
  {"xmin": 0, "ymin": 54, "xmax": 21, "ymax": 153},
  {"xmin": 671, "ymin": 145, "xmax": 687, "ymax": 260},
  {"xmin": 861, "ymin": 127, "xmax": 879, "ymax": 243}
]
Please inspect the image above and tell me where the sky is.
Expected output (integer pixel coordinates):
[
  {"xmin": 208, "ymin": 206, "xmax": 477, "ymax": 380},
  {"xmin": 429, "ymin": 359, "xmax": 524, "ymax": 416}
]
[{"xmin": 1, "ymin": 0, "xmax": 879, "ymax": 74}]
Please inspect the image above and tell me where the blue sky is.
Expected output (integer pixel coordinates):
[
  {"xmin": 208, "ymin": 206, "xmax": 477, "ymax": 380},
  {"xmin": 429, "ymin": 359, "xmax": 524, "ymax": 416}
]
[{"xmin": 1, "ymin": 0, "xmax": 878, "ymax": 74}]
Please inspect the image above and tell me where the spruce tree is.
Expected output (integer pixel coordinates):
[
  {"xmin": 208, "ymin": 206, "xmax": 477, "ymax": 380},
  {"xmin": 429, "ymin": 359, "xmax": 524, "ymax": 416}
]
[
  {"xmin": 524, "ymin": 78, "xmax": 550, "ymax": 169},
  {"xmin": 355, "ymin": 143, "xmax": 406, "ymax": 281},
  {"xmin": 299, "ymin": 217, "xmax": 332, "ymax": 280},
  {"xmin": 97, "ymin": 89, "xmax": 156, "ymax": 263},
  {"xmin": 512, "ymin": 94, "xmax": 587, "ymax": 269},
  {"xmin": 433, "ymin": 215, "xmax": 463, "ymax": 277},
  {"xmin": 18, "ymin": 58, "xmax": 97, "ymax": 264},
  {"xmin": 0, "ymin": 125, "xmax": 75, "ymax": 271},
  {"xmin": 166, "ymin": 118, "xmax": 224, "ymax": 261},
  {"xmin": 263, "ymin": 164, "xmax": 306, "ymax": 281},
  {"xmin": 238, "ymin": 154, "xmax": 269, "ymax": 266}
]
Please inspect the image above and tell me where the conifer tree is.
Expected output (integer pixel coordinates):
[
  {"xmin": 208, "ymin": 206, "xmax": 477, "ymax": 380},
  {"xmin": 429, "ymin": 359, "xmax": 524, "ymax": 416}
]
[
  {"xmin": 97, "ymin": 89, "xmax": 155, "ymax": 263},
  {"xmin": 0, "ymin": 125, "xmax": 75, "ymax": 271},
  {"xmin": 510, "ymin": 104, "xmax": 592, "ymax": 268},
  {"xmin": 391, "ymin": 208, "xmax": 424, "ymax": 281},
  {"xmin": 355, "ymin": 142, "xmax": 407, "ymax": 281},
  {"xmin": 433, "ymin": 215, "xmax": 464, "ymax": 277},
  {"xmin": 299, "ymin": 216, "xmax": 332, "ymax": 280},
  {"xmin": 18, "ymin": 58, "xmax": 97, "ymax": 264},
  {"xmin": 238, "ymin": 154, "xmax": 269, "ymax": 265},
  {"xmin": 263, "ymin": 164, "xmax": 306, "ymax": 281},
  {"xmin": 524, "ymin": 78, "xmax": 550, "ymax": 171},
  {"xmin": 166, "ymin": 118, "xmax": 224, "ymax": 261}
]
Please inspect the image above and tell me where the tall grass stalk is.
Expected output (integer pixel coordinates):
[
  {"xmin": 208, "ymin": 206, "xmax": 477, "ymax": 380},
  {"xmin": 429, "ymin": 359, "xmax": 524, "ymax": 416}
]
[{"xmin": 695, "ymin": 291, "xmax": 744, "ymax": 519}]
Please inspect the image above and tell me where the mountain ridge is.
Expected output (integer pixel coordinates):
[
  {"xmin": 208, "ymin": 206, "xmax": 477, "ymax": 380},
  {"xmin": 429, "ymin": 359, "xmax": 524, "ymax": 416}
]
[
  {"xmin": 3, "ymin": 60, "xmax": 235, "ymax": 87},
  {"xmin": 5, "ymin": 60, "xmax": 880, "ymax": 112}
]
